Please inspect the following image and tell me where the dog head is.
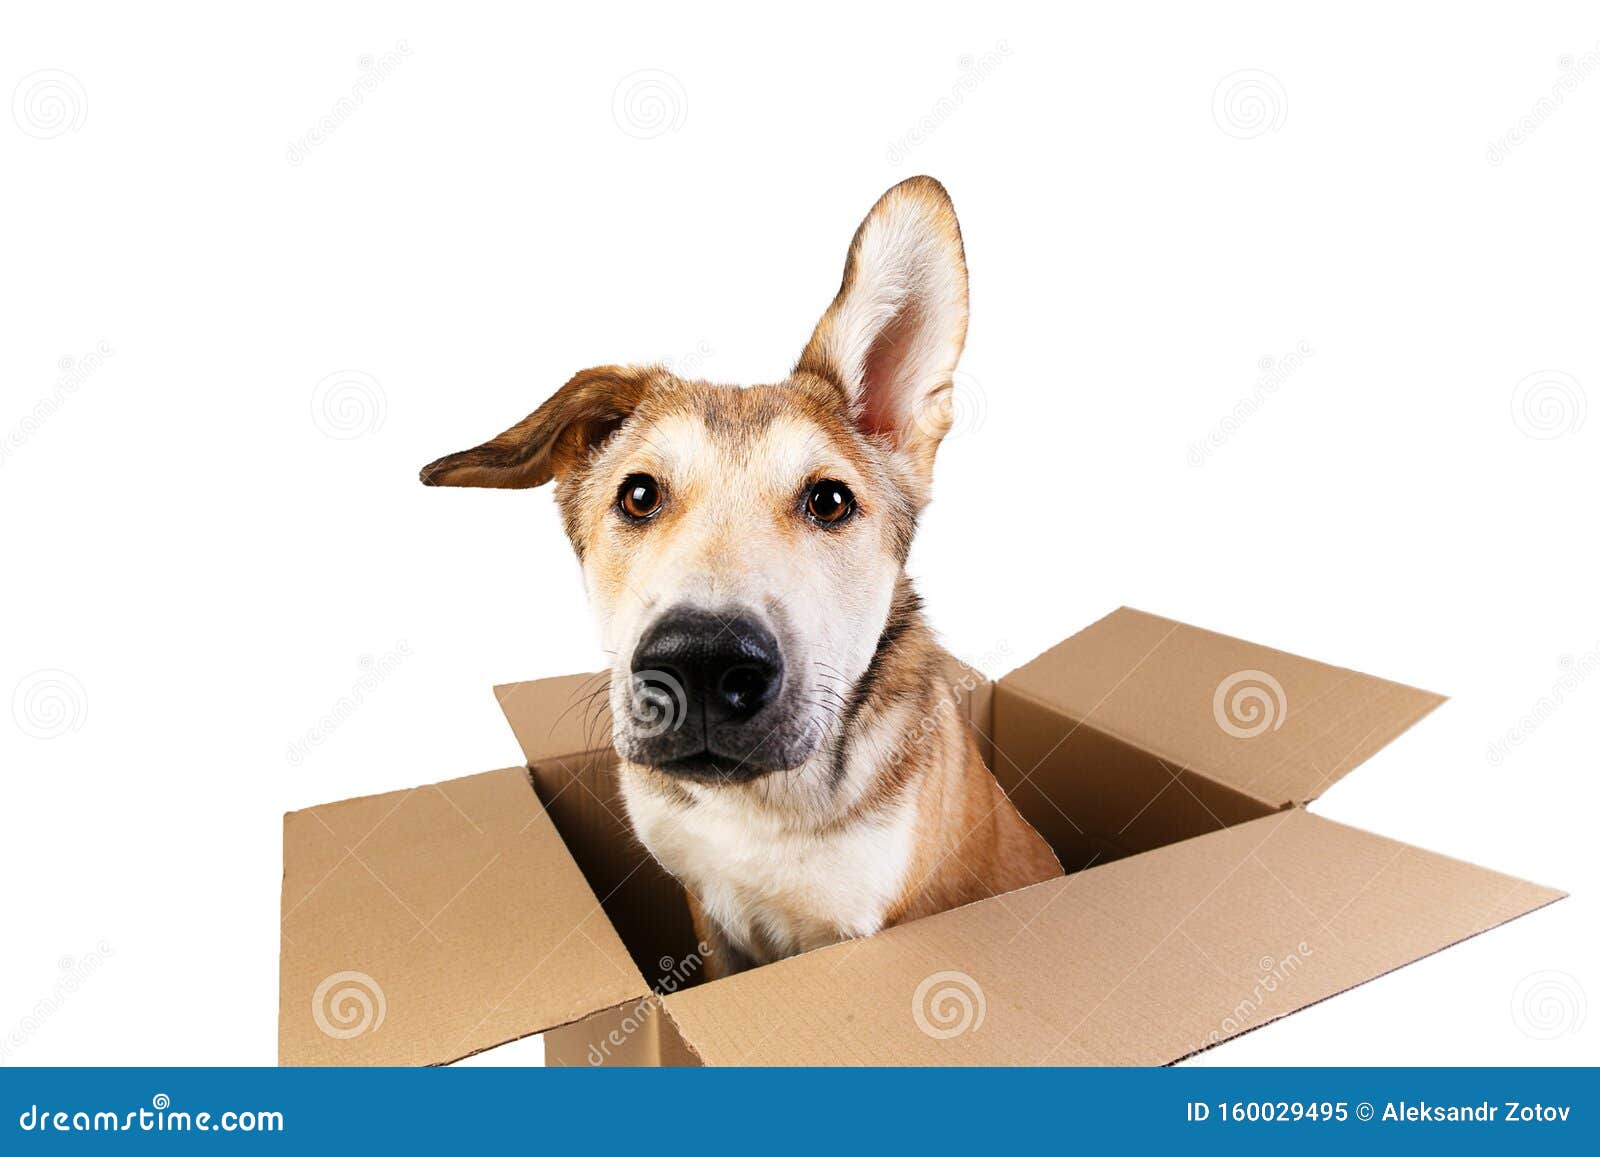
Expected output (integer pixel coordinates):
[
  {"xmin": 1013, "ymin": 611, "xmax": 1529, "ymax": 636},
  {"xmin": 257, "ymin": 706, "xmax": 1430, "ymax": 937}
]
[{"xmin": 421, "ymin": 176, "xmax": 968, "ymax": 785}]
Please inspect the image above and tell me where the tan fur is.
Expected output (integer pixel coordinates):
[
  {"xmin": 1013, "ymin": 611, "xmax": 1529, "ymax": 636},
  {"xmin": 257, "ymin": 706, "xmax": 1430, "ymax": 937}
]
[{"xmin": 422, "ymin": 176, "xmax": 1063, "ymax": 974}]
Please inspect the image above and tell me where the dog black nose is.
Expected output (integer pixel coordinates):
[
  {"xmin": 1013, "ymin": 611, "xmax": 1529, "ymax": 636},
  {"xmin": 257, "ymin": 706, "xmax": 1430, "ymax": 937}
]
[{"xmin": 631, "ymin": 608, "xmax": 782, "ymax": 725}]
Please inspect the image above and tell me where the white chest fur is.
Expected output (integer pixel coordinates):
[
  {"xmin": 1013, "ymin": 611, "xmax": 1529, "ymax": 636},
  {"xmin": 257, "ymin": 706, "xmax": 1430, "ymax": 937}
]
[{"xmin": 619, "ymin": 769, "xmax": 918, "ymax": 962}]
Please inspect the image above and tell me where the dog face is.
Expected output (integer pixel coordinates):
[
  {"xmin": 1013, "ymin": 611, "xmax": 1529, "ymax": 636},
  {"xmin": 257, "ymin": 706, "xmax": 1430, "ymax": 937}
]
[{"xmin": 422, "ymin": 177, "xmax": 969, "ymax": 787}]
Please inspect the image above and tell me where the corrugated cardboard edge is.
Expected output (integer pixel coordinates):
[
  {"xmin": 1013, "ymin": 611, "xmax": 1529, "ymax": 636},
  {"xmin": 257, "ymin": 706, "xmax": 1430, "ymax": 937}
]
[
  {"xmin": 999, "ymin": 607, "xmax": 1448, "ymax": 808},
  {"xmin": 542, "ymin": 993, "xmax": 709, "ymax": 1067},
  {"xmin": 997, "ymin": 676, "xmax": 1446, "ymax": 810},
  {"xmin": 1166, "ymin": 888, "xmax": 1566, "ymax": 1066},
  {"xmin": 660, "ymin": 810, "xmax": 1566, "ymax": 1065},
  {"xmin": 278, "ymin": 767, "xmax": 648, "ymax": 1066},
  {"xmin": 494, "ymin": 673, "xmax": 611, "ymax": 769}
]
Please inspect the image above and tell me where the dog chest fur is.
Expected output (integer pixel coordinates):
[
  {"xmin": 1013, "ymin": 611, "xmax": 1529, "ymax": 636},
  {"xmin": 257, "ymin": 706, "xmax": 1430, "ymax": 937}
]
[{"xmin": 619, "ymin": 765, "xmax": 920, "ymax": 961}]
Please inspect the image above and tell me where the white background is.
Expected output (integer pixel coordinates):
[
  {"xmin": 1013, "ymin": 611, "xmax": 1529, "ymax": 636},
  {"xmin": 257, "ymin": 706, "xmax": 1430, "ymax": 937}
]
[{"xmin": 2, "ymin": 2, "xmax": 1595, "ymax": 1067}]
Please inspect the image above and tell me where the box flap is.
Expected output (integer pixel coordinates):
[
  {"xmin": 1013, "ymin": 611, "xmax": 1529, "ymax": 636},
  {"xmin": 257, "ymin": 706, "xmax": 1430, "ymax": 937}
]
[
  {"xmin": 661, "ymin": 809, "xmax": 1562, "ymax": 1065},
  {"xmin": 495, "ymin": 672, "xmax": 611, "ymax": 767},
  {"xmin": 1000, "ymin": 607, "xmax": 1446, "ymax": 807},
  {"xmin": 279, "ymin": 767, "xmax": 648, "ymax": 1065}
]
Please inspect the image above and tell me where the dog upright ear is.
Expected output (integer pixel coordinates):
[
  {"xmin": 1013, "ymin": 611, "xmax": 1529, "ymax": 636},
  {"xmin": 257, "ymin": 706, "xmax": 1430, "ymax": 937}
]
[
  {"xmin": 419, "ymin": 365, "xmax": 657, "ymax": 488},
  {"xmin": 796, "ymin": 176, "xmax": 970, "ymax": 480}
]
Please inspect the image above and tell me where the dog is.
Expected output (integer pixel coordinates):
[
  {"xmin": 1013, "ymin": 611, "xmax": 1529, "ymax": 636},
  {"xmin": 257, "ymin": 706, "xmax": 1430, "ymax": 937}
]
[{"xmin": 422, "ymin": 176, "xmax": 1063, "ymax": 976}]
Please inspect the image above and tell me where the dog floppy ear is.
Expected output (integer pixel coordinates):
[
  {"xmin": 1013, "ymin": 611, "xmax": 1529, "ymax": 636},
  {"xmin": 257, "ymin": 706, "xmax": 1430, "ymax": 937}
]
[
  {"xmin": 419, "ymin": 365, "xmax": 657, "ymax": 488},
  {"xmin": 796, "ymin": 176, "xmax": 969, "ymax": 479}
]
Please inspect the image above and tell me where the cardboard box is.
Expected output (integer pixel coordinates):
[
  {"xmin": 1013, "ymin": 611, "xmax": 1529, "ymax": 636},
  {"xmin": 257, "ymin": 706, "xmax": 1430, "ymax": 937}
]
[{"xmin": 278, "ymin": 607, "xmax": 1565, "ymax": 1066}]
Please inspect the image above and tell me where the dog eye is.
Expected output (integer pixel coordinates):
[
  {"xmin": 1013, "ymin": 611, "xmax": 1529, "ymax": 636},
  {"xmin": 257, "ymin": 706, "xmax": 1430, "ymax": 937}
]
[
  {"xmin": 805, "ymin": 480, "xmax": 856, "ymax": 525},
  {"xmin": 617, "ymin": 474, "xmax": 663, "ymax": 521}
]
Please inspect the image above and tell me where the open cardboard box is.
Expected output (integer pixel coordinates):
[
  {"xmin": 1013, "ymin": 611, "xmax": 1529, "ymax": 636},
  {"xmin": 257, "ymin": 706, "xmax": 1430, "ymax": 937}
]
[{"xmin": 279, "ymin": 607, "xmax": 1565, "ymax": 1066}]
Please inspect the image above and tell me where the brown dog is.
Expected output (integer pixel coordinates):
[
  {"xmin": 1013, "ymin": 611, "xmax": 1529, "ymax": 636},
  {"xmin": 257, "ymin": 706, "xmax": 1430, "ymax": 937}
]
[{"xmin": 422, "ymin": 177, "xmax": 1061, "ymax": 975}]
